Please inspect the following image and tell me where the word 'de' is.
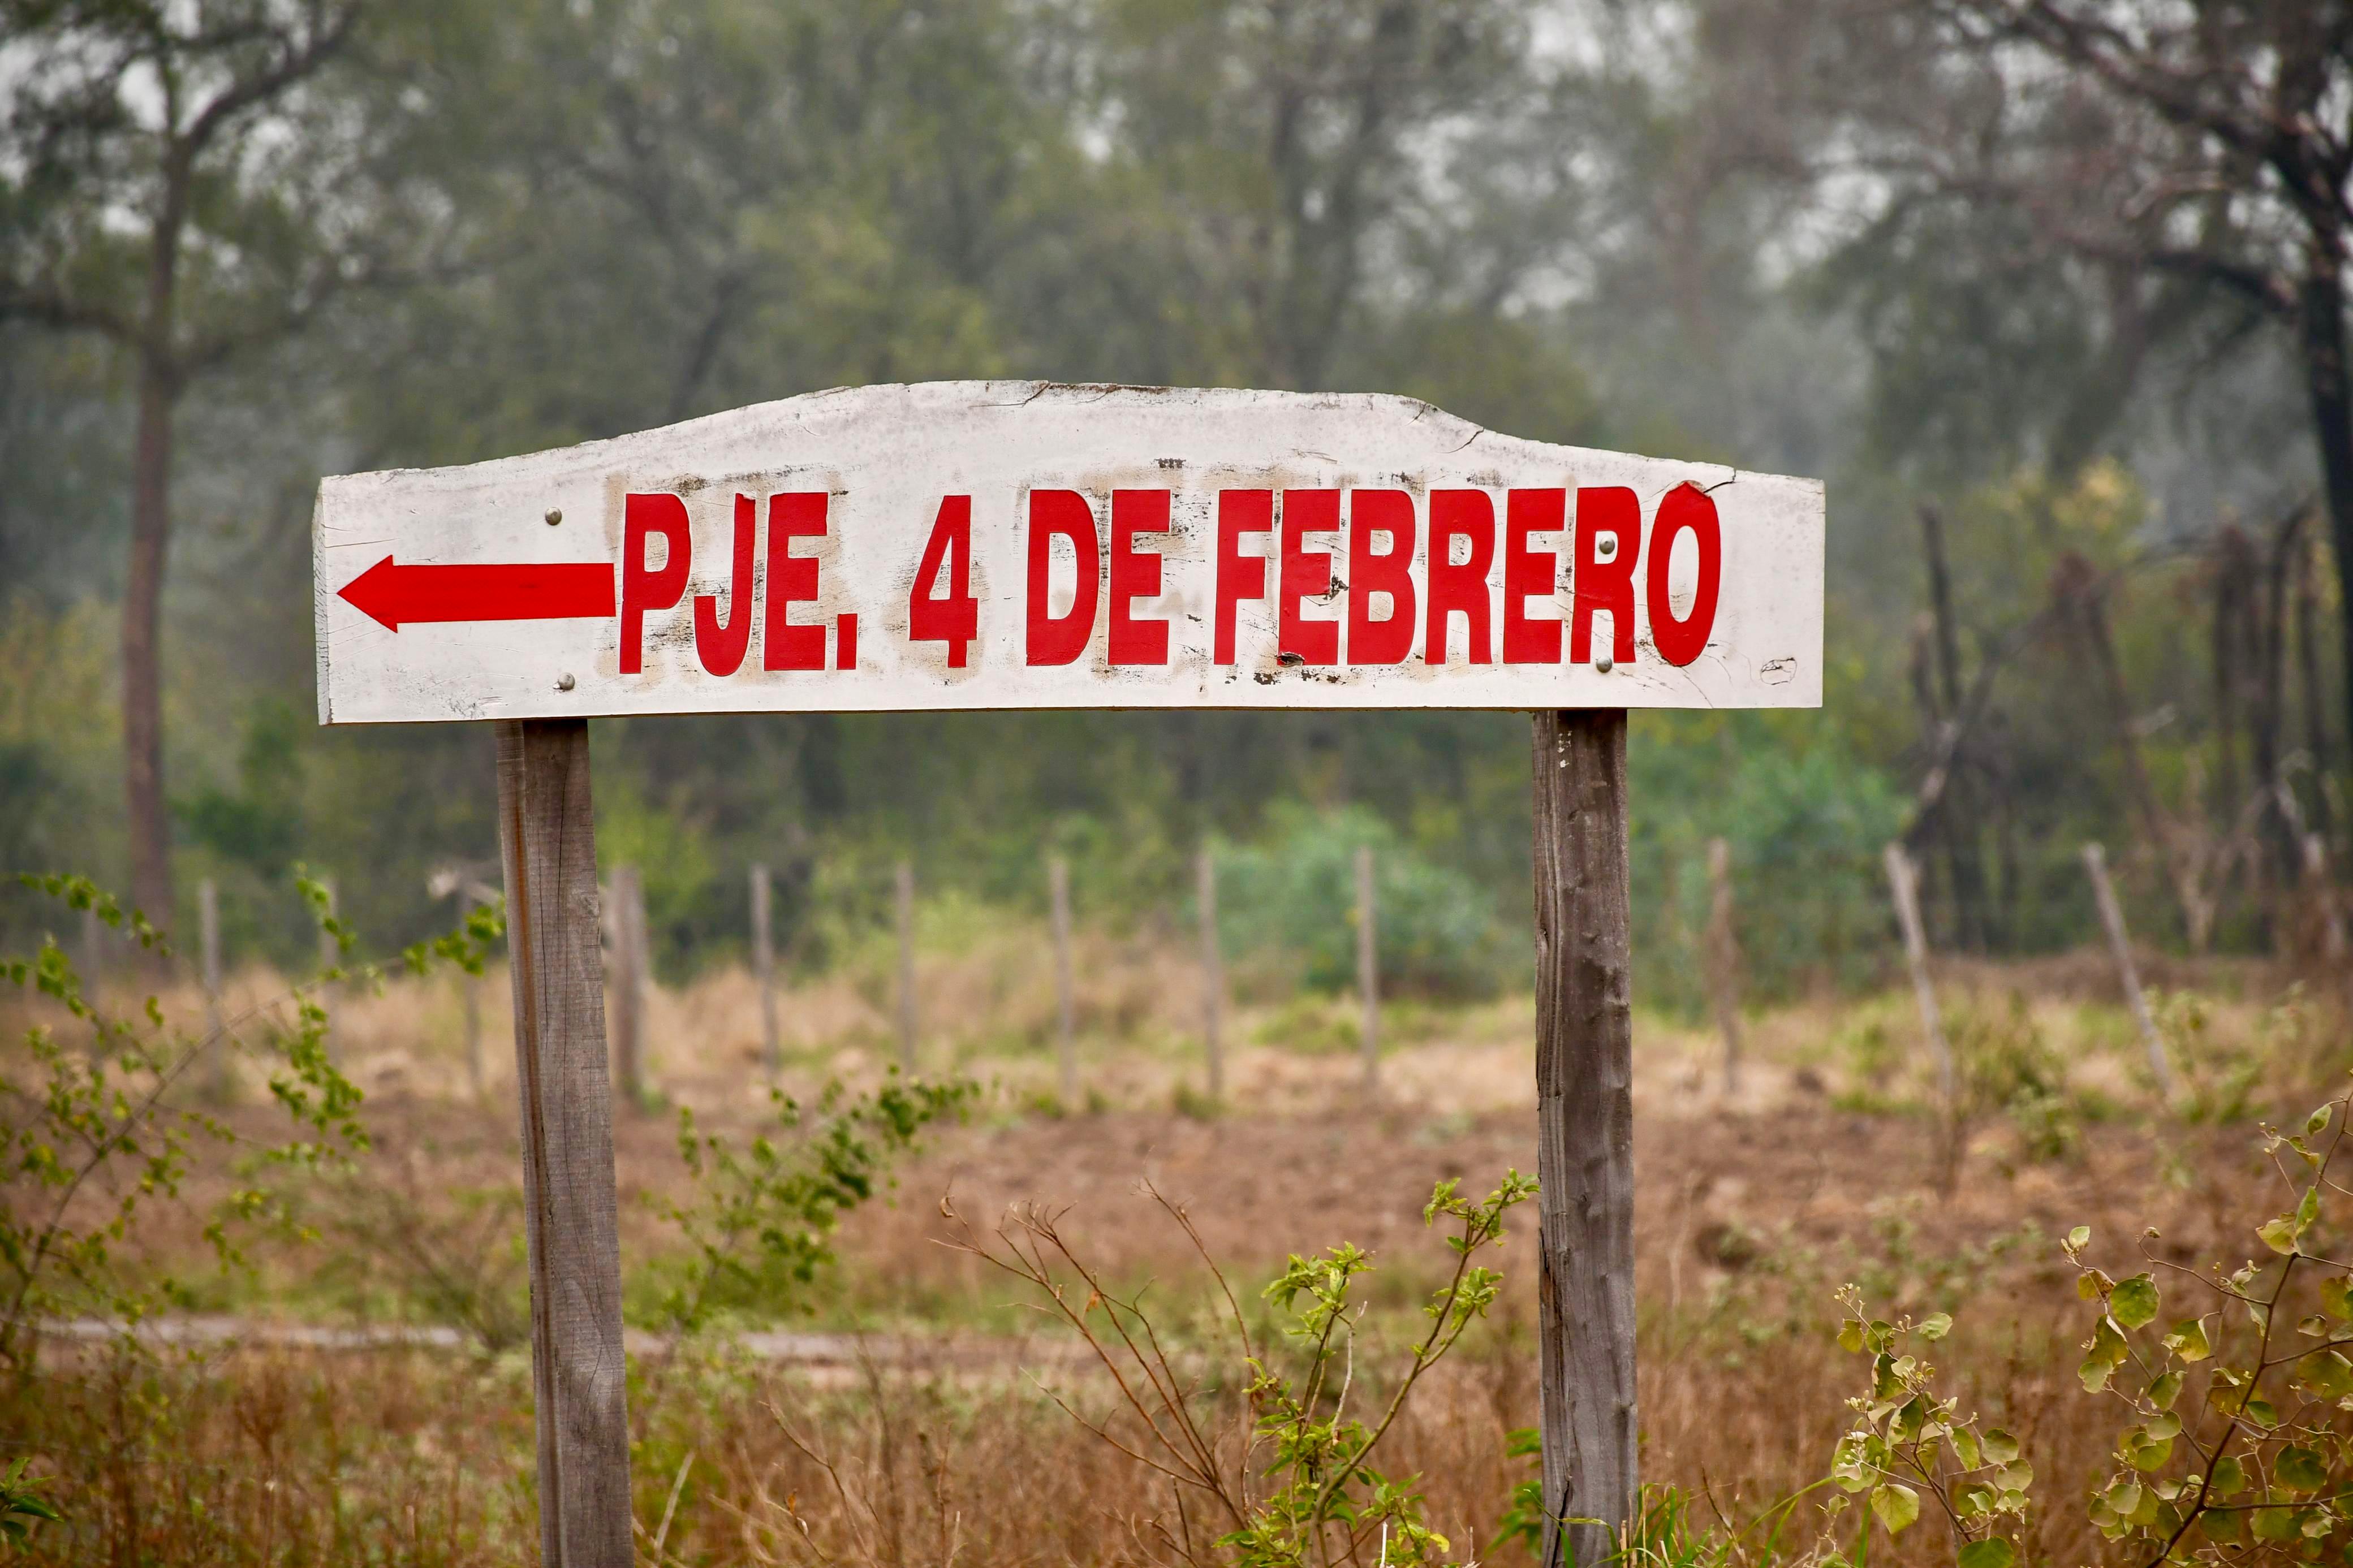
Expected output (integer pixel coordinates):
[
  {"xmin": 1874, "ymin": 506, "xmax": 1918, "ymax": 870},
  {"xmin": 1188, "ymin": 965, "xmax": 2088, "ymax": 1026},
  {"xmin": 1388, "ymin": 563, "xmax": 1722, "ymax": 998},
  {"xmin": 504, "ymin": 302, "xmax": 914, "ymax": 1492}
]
[{"xmin": 315, "ymin": 382, "xmax": 1822, "ymax": 723}]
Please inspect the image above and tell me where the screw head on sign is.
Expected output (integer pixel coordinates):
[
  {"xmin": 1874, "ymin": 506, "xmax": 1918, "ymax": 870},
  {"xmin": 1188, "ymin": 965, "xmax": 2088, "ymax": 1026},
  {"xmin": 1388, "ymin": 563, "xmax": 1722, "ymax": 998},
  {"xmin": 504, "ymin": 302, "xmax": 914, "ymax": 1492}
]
[
  {"xmin": 1597, "ymin": 655, "xmax": 1614, "ymax": 675},
  {"xmin": 545, "ymin": 507, "xmax": 563, "ymax": 525},
  {"xmin": 1596, "ymin": 535, "xmax": 1617, "ymax": 560},
  {"xmin": 557, "ymin": 673, "xmax": 576, "ymax": 692}
]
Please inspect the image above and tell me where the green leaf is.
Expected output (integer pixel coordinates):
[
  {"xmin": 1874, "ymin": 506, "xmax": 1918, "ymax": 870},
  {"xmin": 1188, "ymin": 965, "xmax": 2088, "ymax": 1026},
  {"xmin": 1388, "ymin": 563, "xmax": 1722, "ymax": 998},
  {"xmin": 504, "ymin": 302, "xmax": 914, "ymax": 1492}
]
[
  {"xmin": 2260, "ymin": 1213, "xmax": 2302, "ymax": 1255},
  {"xmin": 1919, "ymin": 1312, "xmax": 1954, "ymax": 1341},
  {"xmin": 2309, "ymin": 1104, "xmax": 2334, "ymax": 1136},
  {"xmin": 1952, "ymin": 1426, "xmax": 1982, "ymax": 1470},
  {"xmin": 2148, "ymin": 1371, "xmax": 2183, "ymax": 1411},
  {"xmin": 1870, "ymin": 1483, "xmax": 1920, "ymax": 1537},
  {"xmin": 2277, "ymin": 1447, "xmax": 2330, "ymax": 1493},
  {"xmin": 1838, "ymin": 1318, "xmax": 1867, "ymax": 1353},
  {"xmin": 1980, "ymin": 1429, "xmax": 2020, "ymax": 1466},
  {"xmin": 2164, "ymin": 1319, "xmax": 2212, "ymax": 1362},
  {"xmin": 2251, "ymin": 1506, "xmax": 2302, "ymax": 1543},
  {"xmin": 2066, "ymin": 1225, "xmax": 2092, "ymax": 1252},
  {"xmin": 2208, "ymin": 1456, "xmax": 2247, "ymax": 1497},
  {"xmin": 2124, "ymin": 1427, "xmax": 2173, "ymax": 1471},
  {"xmin": 2111, "ymin": 1274, "xmax": 2160, "ymax": 1329},
  {"xmin": 1957, "ymin": 1539, "xmax": 2015, "ymax": 1568},
  {"xmin": 2298, "ymin": 1350, "xmax": 2353, "ymax": 1399},
  {"xmin": 2320, "ymin": 1277, "xmax": 2352, "ymax": 1320}
]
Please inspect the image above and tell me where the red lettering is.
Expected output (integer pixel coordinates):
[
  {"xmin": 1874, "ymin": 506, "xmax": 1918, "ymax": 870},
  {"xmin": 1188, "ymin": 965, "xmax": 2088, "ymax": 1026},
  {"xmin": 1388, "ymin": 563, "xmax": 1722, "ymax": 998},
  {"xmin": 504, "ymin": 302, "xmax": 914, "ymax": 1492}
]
[
  {"xmin": 620, "ymin": 493, "xmax": 692, "ymax": 675},
  {"xmin": 692, "ymin": 494, "xmax": 758, "ymax": 676},
  {"xmin": 762, "ymin": 492, "xmax": 828, "ymax": 671},
  {"xmin": 1108, "ymin": 490, "xmax": 1171, "ymax": 666},
  {"xmin": 1347, "ymin": 489, "xmax": 1417, "ymax": 665},
  {"xmin": 1278, "ymin": 490, "xmax": 1341, "ymax": 666},
  {"xmin": 908, "ymin": 495, "xmax": 979, "ymax": 667},
  {"xmin": 1570, "ymin": 486, "xmax": 1641, "ymax": 666},
  {"xmin": 835, "ymin": 612, "xmax": 858, "ymax": 669},
  {"xmin": 1214, "ymin": 490, "xmax": 1272, "ymax": 664},
  {"xmin": 1424, "ymin": 490, "xmax": 1494, "ymax": 666},
  {"xmin": 1502, "ymin": 489, "xmax": 1565, "ymax": 665},
  {"xmin": 1647, "ymin": 482, "xmax": 1722, "ymax": 667},
  {"xmin": 1025, "ymin": 489, "xmax": 1100, "ymax": 666}
]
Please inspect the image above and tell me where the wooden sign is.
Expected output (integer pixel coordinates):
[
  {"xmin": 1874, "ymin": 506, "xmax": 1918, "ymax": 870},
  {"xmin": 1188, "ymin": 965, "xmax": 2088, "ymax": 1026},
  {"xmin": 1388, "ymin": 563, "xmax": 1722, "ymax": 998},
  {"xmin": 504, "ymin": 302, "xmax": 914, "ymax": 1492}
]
[
  {"xmin": 315, "ymin": 381, "xmax": 1821, "ymax": 724},
  {"xmin": 314, "ymin": 381, "xmax": 1826, "ymax": 1568}
]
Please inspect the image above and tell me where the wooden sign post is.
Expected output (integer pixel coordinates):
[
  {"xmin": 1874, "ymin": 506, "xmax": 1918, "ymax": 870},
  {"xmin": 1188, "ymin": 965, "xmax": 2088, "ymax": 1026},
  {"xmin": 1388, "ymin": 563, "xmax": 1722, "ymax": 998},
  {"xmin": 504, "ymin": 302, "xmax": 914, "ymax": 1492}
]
[{"xmin": 314, "ymin": 381, "xmax": 1822, "ymax": 1565}]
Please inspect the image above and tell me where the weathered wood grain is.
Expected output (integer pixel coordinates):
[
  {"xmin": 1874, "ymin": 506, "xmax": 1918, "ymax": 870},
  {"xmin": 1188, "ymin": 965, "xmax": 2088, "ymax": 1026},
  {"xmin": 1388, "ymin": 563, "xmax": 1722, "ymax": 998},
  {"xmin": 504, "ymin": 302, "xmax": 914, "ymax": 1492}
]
[
  {"xmin": 494, "ymin": 718, "xmax": 633, "ymax": 1568},
  {"xmin": 1530, "ymin": 709, "xmax": 1636, "ymax": 1568}
]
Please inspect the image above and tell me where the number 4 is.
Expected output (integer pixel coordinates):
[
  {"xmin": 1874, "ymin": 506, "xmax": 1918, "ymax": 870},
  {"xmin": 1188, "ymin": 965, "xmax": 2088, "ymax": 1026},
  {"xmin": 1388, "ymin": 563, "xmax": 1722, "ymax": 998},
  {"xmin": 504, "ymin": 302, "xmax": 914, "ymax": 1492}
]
[{"xmin": 909, "ymin": 495, "xmax": 979, "ymax": 667}]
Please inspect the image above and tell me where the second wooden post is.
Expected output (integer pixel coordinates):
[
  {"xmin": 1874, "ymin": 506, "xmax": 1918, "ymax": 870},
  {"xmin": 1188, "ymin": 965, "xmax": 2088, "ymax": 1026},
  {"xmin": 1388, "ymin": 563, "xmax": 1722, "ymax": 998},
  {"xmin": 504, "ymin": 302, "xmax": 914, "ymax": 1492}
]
[
  {"xmin": 1530, "ymin": 708, "xmax": 1637, "ymax": 1568},
  {"xmin": 494, "ymin": 718, "xmax": 632, "ymax": 1568}
]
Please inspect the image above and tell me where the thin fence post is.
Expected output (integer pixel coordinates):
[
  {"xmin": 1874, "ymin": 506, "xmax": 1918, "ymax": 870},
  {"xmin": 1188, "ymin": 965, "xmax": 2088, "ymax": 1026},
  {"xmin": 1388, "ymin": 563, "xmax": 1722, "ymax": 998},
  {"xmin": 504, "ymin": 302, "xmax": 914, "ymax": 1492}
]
[
  {"xmin": 1356, "ymin": 843, "xmax": 1378, "ymax": 1090},
  {"xmin": 895, "ymin": 860, "xmax": 917, "ymax": 1072},
  {"xmin": 81, "ymin": 904, "xmax": 104, "ymax": 1013},
  {"xmin": 606, "ymin": 864, "xmax": 645, "ymax": 1109},
  {"xmin": 1883, "ymin": 842, "xmax": 1954, "ymax": 1100},
  {"xmin": 751, "ymin": 863, "xmax": 780, "ymax": 1074},
  {"xmin": 1531, "ymin": 710, "xmax": 1637, "ymax": 1568},
  {"xmin": 2305, "ymin": 833, "xmax": 2349, "ymax": 961},
  {"xmin": 2082, "ymin": 843, "xmax": 2173, "ymax": 1095},
  {"xmin": 1198, "ymin": 846, "xmax": 1223, "ymax": 1102},
  {"xmin": 200, "ymin": 876, "xmax": 226, "ymax": 1093},
  {"xmin": 493, "ymin": 718, "xmax": 633, "ymax": 1567},
  {"xmin": 1049, "ymin": 853, "xmax": 1077, "ymax": 1107},
  {"xmin": 1705, "ymin": 837, "xmax": 1743, "ymax": 1092}
]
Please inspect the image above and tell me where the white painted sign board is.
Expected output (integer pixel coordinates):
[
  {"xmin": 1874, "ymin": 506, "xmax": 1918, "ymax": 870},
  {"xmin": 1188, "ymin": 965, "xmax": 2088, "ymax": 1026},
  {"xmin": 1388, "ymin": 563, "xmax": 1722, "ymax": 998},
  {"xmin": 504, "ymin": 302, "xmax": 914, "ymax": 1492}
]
[{"xmin": 314, "ymin": 381, "xmax": 1822, "ymax": 723}]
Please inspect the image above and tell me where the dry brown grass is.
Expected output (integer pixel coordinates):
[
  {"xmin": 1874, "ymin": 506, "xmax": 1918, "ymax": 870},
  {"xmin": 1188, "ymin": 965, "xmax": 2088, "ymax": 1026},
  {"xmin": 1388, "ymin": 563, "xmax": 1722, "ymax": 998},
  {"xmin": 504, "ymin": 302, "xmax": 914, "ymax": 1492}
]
[{"xmin": 2, "ymin": 950, "xmax": 2347, "ymax": 1566}]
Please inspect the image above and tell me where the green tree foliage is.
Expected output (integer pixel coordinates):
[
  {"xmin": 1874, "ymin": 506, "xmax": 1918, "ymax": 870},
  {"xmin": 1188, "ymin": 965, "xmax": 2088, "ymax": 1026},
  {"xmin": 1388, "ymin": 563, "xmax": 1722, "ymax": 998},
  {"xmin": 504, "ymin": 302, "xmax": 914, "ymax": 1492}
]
[{"xmin": 1213, "ymin": 806, "xmax": 1502, "ymax": 1000}]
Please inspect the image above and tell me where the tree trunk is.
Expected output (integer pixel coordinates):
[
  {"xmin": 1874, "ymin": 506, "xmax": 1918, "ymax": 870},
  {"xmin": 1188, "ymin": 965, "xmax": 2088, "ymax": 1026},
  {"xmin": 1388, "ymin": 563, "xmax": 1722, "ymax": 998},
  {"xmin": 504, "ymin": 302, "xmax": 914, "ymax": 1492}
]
[
  {"xmin": 2299, "ymin": 265, "xmax": 2353, "ymax": 797},
  {"xmin": 2298, "ymin": 531, "xmax": 2333, "ymax": 833},
  {"xmin": 1918, "ymin": 506, "xmax": 1986, "ymax": 951},
  {"xmin": 123, "ymin": 352, "xmax": 175, "ymax": 931}
]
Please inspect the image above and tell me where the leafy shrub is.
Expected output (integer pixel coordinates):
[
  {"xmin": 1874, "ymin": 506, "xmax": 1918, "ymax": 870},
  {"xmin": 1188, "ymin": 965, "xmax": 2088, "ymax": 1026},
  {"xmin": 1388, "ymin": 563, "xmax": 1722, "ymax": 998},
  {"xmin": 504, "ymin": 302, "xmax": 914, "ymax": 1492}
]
[
  {"xmin": 1212, "ymin": 805, "xmax": 1501, "ymax": 1001},
  {"xmin": 1829, "ymin": 1076, "xmax": 2353, "ymax": 1568},
  {"xmin": 650, "ymin": 1074, "xmax": 974, "ymax": 1333},
  {"xmin": 947, "ymin": 1169, "xmax": 1536, "ymax": 1568},
  {"xmin": 0, "ymin": 874, "xmax": 366, "ymax": 1370}
]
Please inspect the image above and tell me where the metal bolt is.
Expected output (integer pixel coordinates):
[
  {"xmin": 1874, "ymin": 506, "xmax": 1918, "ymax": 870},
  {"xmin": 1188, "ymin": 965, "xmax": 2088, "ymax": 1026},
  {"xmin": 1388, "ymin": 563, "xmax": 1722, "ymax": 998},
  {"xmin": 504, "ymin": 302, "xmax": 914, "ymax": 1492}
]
[
  {"xmin": 1597, "ymin": 655, "xmax": 1614, "ymax": 675},
  {"xmin": 556, "ymin": 672, "xmax": 576, "ymax": 692},
  {"xmin": 545, "ymin": 508, "xmax": 563, "ymax": 526},
  {"xmin": 1596, "ymin": 535, "xmax": 1617, "ymax": 560}
]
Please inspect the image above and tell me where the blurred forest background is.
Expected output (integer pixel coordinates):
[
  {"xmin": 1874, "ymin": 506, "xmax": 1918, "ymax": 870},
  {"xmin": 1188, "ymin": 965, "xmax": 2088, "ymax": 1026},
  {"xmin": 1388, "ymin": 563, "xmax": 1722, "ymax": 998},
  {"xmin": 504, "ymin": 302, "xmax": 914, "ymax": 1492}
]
[{"xmin": 1, "ymin": 0, "xmax": 2345, "ymax": 1016}]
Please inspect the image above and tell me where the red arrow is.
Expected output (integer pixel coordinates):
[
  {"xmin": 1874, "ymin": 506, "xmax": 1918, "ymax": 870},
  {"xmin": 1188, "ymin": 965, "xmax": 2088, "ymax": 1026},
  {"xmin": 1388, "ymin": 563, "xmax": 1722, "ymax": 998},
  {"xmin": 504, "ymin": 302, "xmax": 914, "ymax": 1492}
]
[{"xmin": 337, "ymin": 555, "xmax": 617, "ymax": 632}]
